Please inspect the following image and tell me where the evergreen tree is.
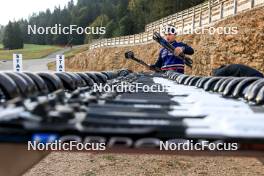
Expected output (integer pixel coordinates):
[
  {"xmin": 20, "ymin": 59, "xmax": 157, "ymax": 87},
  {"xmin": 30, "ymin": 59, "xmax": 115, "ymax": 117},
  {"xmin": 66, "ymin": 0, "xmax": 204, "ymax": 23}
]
[
  {"xmin": 3, "ymin": 22, "xmax": 13, "ymax": 49},
  {"xmin": 13, "ymin": 22, "xmax": 24, "ymax": 49},
  {"xmin": 0, "ymin": 25, "xmax": 4, "ymax": 43},
  {"xmin": 3, "ymin": 21, "xmax": 24, "ymax": 49},
  {"xmin": 8, "ymin": 0, "xmax": 207, "ymax": 45}
]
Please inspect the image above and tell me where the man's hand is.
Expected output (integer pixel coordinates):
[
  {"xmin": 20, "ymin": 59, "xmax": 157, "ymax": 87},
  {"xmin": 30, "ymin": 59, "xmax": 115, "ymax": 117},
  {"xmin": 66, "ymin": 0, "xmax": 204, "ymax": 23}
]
[{"xmin": 174, "ymin": 47, "xmax": 184, "ymax": 56}]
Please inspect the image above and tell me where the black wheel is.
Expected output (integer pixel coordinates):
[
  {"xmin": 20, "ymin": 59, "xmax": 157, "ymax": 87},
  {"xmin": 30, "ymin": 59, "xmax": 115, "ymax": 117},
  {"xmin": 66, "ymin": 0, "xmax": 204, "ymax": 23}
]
[
  {"xmin": 222, "ymin": 77, "xmax": 245, "ymax": 97},
  {"xmin": 171, "ymin": 73, "xmax": 181, "ymax": 80},
  {"xmin": 184, "ymin": 76, "xmax": 194, "ymax": 85},
  {"xmin": 245, "ymin": 79, "xmax": 264, "ymax": 101},
  {"xmin": 203, "ymin": 77, "xmax": 222, "ymax": 91},
  {"xmin": 16, "ymin": 72, "xmax": 38, "ymax": 95},
  {"xmin": 176, "ymin": 75, "xmax": 188, "ymax": 84},
  {"xmin": 72, "ymin": 73, "xmax": 87, "ymax": 87},
  {"xmin": 38, "ymin": 73, "xmax": 64, "ymax": 93},
  {"xmin": 218, "ymin": 77, "xmax": 235, "ymax": 93},
  {"xmin": 76, "ymin": 73, "xmax": 95, "ymax": 87},
  {"xmin": 194, "ymin": 77, "xmax": 203, "ymax": 87},
  {"xmin": 24, "ymin": 72, "xmax": 49, "ymax": 94},
  {"xmin": 93, "ymin": 72, "xmax": 108, "ymax": 83},
  {"xmin": 4, "ymin": 72, "xmax": 30, "ymax": 97},
  {"xmin": 232, "ymin": 77, "xmax": 260, "ymax": 98},
  {"xmin": 85, "ymin": 72, "xmax": 101, "ymax": 84},
  {"xmin": 55, "ymin": 72, "xmax": 77, "ymax": 91},
  {"xmin": 256, "ymin": 86, "xmax": 264, "ymax": 105},
  {"xmin": 0, "ymin": 73, "xmax": 20, "ymax": 99},
  {"xmin": 197, "ymin": 77, "xmax": 211, "ymax": 88},
  {"xmin": 66, "ymin": 72, "xmax": 86, "ymax": 87},
  {"xmin": 101, "ymin": 71, "xmax": 112, "ymax": 79},
  {"xmin": 188, "ymin": 76, "xmax": 201, "ymax": 86},
  {"xmin": 213, "ymin": 77, "xmax": 229, "ymax": 92}
]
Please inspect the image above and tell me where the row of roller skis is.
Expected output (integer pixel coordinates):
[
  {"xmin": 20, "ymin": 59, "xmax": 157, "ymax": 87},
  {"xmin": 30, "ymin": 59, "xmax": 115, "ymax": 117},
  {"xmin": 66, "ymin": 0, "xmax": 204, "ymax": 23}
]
[{"xmin": 0, "ymin": 70, "xmax": 263, "ymax": 155}]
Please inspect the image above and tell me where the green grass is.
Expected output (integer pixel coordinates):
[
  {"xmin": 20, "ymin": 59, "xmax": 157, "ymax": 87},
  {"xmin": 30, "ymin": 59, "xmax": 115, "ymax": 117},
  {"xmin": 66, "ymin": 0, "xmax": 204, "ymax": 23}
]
[
  {"xmin": 64, "ymin": 44, "xmax": 90, "ymax": 59},
  {"xmin": 0, "ymin": 43, "xmax": 3, "ymax": 49},
  {"xmin": 47, "ymin": 44, "xmax": 90, "ymax": 71},
  {"xmin": 0, "ymin": 44, "xmax": 62, "ymax": 60}
]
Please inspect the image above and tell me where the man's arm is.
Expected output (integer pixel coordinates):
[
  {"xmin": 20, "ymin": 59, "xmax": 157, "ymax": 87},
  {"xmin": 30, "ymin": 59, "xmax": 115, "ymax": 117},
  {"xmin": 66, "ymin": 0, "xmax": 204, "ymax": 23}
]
[{"xmin": 181, "ymin": 43, "xmax": 194, "ymax": 55}]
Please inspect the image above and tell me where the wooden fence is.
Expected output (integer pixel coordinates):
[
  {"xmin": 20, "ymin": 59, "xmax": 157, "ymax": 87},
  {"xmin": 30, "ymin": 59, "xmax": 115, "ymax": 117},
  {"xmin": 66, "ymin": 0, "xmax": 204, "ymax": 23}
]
[{"xmin": 90, "ymin": 0, "xmax": 264, "ymax": 49}]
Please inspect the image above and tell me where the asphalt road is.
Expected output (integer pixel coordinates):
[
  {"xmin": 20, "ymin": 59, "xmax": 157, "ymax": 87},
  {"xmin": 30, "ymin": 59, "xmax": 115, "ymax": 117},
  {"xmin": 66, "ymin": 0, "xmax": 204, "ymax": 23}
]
[{"xmin": 0, "ymin": 47, "xmax": 72, "ymax": 72}]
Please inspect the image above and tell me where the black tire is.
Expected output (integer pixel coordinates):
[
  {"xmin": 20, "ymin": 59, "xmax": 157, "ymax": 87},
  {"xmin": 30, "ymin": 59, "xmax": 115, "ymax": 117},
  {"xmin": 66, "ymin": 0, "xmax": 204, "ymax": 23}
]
[
  {"xmin": 101, "ymin": 71, "xmax": 112, "ymax": 79},
  {"xmin": 213, "ymin": 77, "xmax": 229, "ymax": 92},
  {"xmin": 222, "ymin": 77, "xmax": 245, "ymax": 97},
  {"xmin": 38, "ymin": 73, "xmax": 64, "ymax": 93},
  {"xmin": 16, "ymin": 72, "xmax": 38, "ymax": 95},
  {"xmin": 85, "ymin": 72, "xmax": 101, "ymax": 84},
  {"xmin": 76, "ymin": 73, "xmax": 95, "ymax": 87},
  {"xmin": 256, "ymin": 86, "xmax": 264, "ymax": 105},
  {"xmin": 24, "ymin": 72, "xmax": 49, "ymax": 94},
  {"xmin": 184, "ymin": 76, "xmax": 194, "ymax": 85},
  {"xmin": 203, "ymin": 77, "xmax": 222, "ymax": 91},
  {"xmin": 245, "ymin": 79, "xmax": 264, "ymax": 101},
  {"xmin": 197, "ymin": 77, "xmax": 211, "ymax": 88},
  {"xmin": 104, "ymin": 71, "xmax": 118, "ymax": 79},
  {"xmin": 218, "ymin": 77, "xmax": 234, "ymax": 93},
  {"xmin": 55, "ymin": 72, "xmax": 77, "ymax": 91},
  {"xmin": 111, "ymin": 71, "xmax": 119, "ymax": 79},
  {"xmin": 66, "ymin": 73, "xmax": 86, "ymax": 87},
  {"xmin": 0, "ymin": 73, "xmax": 20, "ymax": 99},
  {"xmin": 93, "ymin": 72, "xmax": 108, "ymax": 83},
  {"xmin": 171, "ymin": 73, "xmax": 181, "ymax": 80},
  {"xmin": 4, "ymin": 72, "xmax": 30, "ymax": 97},
  {"xmin": 232, "ymin": 77, "xmax": 260, "ymax": 98},
  {"xmin": 194, "ymin": 77, "xmax": 203, "ymax": 87},
  {"xmin": 176, "ymin": 75, "xmax": 188, "ymax": 84},
  {"xmin": 72, "ymin": 73, "xmax": 87, "ymax": 87},
  {"xmin": 188, "ymin": 76, "xmax": 201, "ymax": 86}
]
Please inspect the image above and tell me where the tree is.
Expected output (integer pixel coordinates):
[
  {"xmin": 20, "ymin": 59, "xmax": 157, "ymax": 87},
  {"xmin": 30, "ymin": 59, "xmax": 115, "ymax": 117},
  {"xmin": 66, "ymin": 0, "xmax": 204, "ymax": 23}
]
[
  {"xmin": 3, "ymin": 21, "xmax": 23, "ymax": 50},
  {"xmin": 13, "ymin": 22, "xmax": 24, "ymax": 49},
  {"xmin": 0, "ymin": 25, "xmax": 4, "ymax": 43},
  {"xmin": 10, "ymin": 0, "xmax": 207, "ymax": 45},
  {"xmin": 3, "ymin": 22, "xmax": 13, "ymax": 49},
  {"xmin": 119, "ymin": 15, "xmax": 134, "ymax": 36},
  {"xmin": 104, "ymin": 20, "xmax": 117, "ymax": 38}
]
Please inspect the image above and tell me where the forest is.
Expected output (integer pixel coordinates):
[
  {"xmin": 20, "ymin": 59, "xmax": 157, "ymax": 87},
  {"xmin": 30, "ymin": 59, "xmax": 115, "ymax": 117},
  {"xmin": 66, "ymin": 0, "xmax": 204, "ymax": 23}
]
[{"xmin": 1, "ymin": 0, "xmax": 206, "ymax": 49}]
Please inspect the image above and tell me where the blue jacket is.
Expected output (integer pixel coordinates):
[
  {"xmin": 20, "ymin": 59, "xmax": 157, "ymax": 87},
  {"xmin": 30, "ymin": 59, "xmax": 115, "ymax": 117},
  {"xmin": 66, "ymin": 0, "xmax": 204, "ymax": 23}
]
[{"xmin": 153, "ymin": 41, "xmax": 194, "ymax": 73}]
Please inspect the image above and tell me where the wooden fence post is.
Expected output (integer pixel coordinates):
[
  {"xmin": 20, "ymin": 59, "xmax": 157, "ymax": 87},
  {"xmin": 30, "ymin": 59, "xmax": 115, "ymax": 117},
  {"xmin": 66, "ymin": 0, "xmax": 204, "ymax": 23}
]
[
  {"xmin": 208, "ymin": 0, "xmax": 212, "ymax": 23},
  {"xmin": 182, "ymin": 18, "xmax": 184, "ymax": 34},
  {"xmin": 192, "ymin": 7, "xmax": 195, "ymax": 31},
  {"xmin": 233, "ymin": 0, "xmax": 237, "ymax": 15},
  {"xmin": 199, "ymin": 4, "xmax": 202, "ymax": 27},
  {"xmin": 220, "ymin": 1, "xmax": 224, "ymax": 19},
  {"xmin": 251, "ymin": 0, "xmax": 255, "ymax": 8}
]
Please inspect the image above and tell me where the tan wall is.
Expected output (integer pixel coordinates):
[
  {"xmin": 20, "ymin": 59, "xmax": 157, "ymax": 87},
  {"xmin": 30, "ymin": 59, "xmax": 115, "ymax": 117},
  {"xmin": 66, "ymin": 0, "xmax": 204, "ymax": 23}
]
[{"xmin": 66, "ymin": 6, "xmax": 264, "ymax": 76}]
